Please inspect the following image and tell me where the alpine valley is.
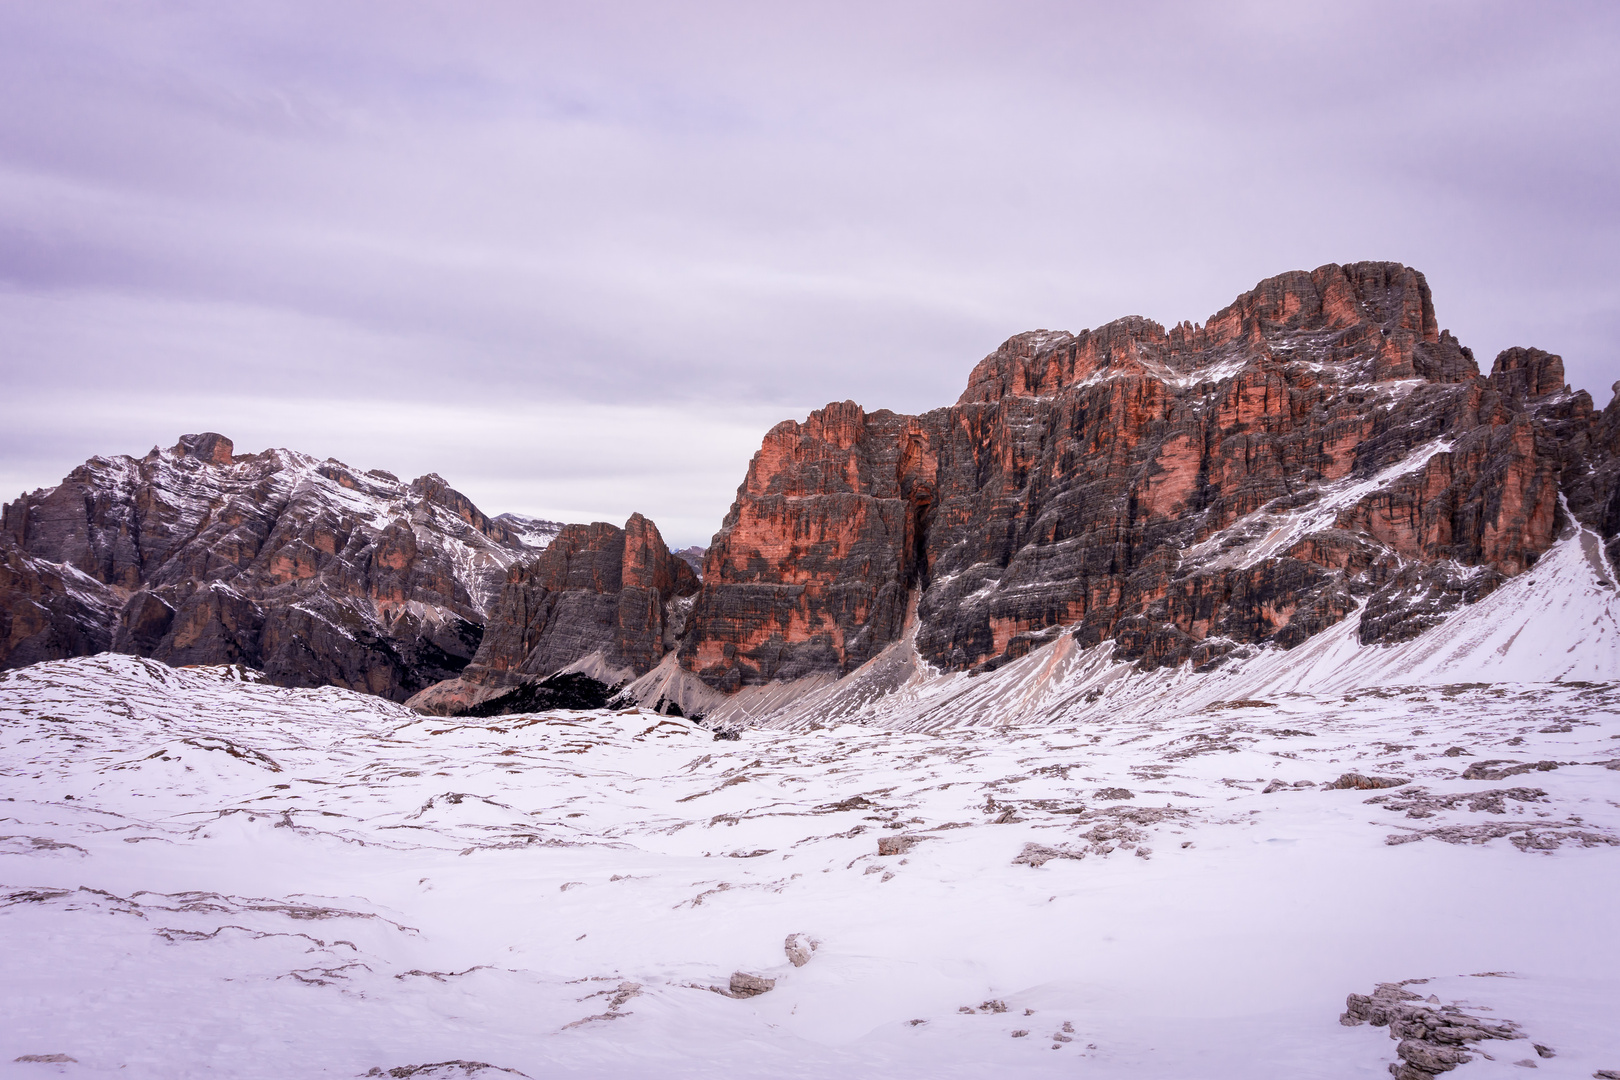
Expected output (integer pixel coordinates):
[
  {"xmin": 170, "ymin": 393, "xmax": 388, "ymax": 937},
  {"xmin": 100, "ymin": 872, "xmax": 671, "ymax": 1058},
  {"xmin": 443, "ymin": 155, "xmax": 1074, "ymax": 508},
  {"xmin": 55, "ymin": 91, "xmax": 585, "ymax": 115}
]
[{"xmin": 3, "ymin": 262, "xmax": 1618, "ymax": 1080}]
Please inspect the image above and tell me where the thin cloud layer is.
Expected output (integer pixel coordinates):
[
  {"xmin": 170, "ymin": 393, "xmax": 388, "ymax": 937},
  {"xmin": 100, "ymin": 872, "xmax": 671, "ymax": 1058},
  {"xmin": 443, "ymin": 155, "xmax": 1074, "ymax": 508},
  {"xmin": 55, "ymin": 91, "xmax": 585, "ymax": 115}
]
[{"xmin": 2, "ymin": 2, "xmax": 1617, "ymax": 546}]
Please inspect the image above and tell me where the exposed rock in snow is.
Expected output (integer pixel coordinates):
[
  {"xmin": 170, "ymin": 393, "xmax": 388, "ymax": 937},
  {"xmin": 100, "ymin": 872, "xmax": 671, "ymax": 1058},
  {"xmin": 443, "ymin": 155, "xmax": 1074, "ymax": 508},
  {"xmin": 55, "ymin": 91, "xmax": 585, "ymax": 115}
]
[
  {"xmin": 784, "ymin": 933, "xmax": 818, "ymax": 968},
  {"xmin": 363, "ymin": 1062, "xmax": 531, "ymax": 1078},
  {"xmin": 2, "ymin": 650, "xmax": 1615, "ymax": 1076},
  {"xmin": 1342, "ymin": 979, "xmax": 1531, "ymax": 1078},
  {"xmin": 1326, "ymin": 772, "xmax": 1411, "ymax": 790},
  {"xmin": 728, "ymin": 972, "xmax": 776, "ymax": 997}
]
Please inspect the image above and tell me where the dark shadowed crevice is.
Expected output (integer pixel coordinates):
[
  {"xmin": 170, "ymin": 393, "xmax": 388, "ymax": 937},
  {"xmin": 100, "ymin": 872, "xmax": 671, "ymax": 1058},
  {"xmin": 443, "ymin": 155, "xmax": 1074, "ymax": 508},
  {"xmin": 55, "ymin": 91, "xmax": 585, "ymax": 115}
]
[{"xmin": 906, "ymin": 495, "xmax": 934, "ymax": 592}]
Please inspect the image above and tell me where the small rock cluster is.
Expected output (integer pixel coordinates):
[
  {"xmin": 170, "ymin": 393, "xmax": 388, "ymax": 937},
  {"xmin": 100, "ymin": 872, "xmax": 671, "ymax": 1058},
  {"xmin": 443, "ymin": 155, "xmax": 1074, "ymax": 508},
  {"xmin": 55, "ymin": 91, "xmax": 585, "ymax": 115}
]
[
  {"xmin": 1340, "ymin": 981, "xmax": 1538, "ymax": 1078},
  {"xmin": 728, "ymin": 972, "xmax": 775, "ymax": 998},
  {"xmin": 1367, "ymin": 786, "xmax": 1547, "ymax": 818},
  {"xmin": 949, "ymin": 1002, "xmax": 1087, "ymax": 1052},
  {"xmin": 717, "ymin": 933, "xmax": 821, "ymax": 1000},
  {"xmin": 784, "ymin": 933, "xmax": 819, "ymax": 968},
  {"xmin": 1010, "ymin": 802, "xmax": 1197, "ymax": 867},
  {"xmin": 958, "ymin": 999, "xmax": 1008, "ymax": 1014},
  {"xmin": 1360, "ymin": 783, "xmax": 1619, "ymax": 850},
  {"xmin": 561, "ymin": 980, "xmax": 643, "ymax": 1028},
  {"xmin": 1460, "ymin": 759, "xmax": 1561, "ymax": 781},
  {"xmin": 1013, "ymin": 842, "xmax": 1079, "ymax": 868},
  {"xmin": 1327, "ymin": 772, "xmax": 1410, "ymax": 790},
  {"xmin": 365, "ymin": 1062, "xmax": 527, "ymax": 1078}
]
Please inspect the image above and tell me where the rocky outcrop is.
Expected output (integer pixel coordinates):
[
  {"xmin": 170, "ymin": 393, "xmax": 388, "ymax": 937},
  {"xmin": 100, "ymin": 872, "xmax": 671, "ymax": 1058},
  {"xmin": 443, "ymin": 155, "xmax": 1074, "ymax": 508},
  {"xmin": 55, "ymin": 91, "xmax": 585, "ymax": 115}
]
[
  {"xmin": 405, "ymin": 514, "xmax": 699, "ymax": 715},
  {"xmin": 0, "ymin": 544, "xmax": 121, "ymax": 669},
  {"xmin": 1340, "ymin": 980, "xmax": 1532, "ymax": 1078},
  {"xmin": 470, "ymin": 513, "xmax": 699, "ymax": 681},
  {"xmin": 680, "ymin": 262, "xmax": 1591, "ymax": 691},
  {"xmin": 0, "ymin": 435, "xmax": 548, "ymax": 700}
]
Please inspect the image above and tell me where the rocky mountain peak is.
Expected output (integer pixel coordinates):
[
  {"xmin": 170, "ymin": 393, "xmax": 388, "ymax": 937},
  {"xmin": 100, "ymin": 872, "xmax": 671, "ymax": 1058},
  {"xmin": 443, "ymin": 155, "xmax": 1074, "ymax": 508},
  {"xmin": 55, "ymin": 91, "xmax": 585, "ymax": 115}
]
[
  {"xmin": 957, "ymin": 262, "xmax": 1476, "ymax": 410},
  {"xmin": 0, "ymin": 437, "xmax": 669, "ymax": 702},
  {"xmin": 658, "ymin": 260, "xmax": 1603, "ymax": 700},
  {"xmin": 9, "ymin": 261, "xmax": 1617, "ymax": 722},
  {"xmin": 170, "ymin": 432, "xmax": 235, "ymax": 465},
  {"xmin": 405, "ymin": 514, "xmax": 701, "ymax": 716},
  {"xmin": 1213, "ymin": 261, "xmax": 1438, "ymax": 342},
  {"xmin": 1489, "ymin": 346, "xmax": 1567, "ymax": 401}
]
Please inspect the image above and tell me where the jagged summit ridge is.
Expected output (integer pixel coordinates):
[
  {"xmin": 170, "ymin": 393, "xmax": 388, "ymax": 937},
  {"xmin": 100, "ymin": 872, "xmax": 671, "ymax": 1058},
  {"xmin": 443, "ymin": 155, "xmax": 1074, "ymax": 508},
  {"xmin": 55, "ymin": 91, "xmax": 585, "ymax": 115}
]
[
  {"xmin": 0, "ymin": 433, "xmax": 527, "ymax": 698},
  {"xmin": 6, "ymin": 260, "xmax": 1617, "ymax": 721},
  {"xmin": 666, "ymin": 261, "xmax": 1615, "ymax": 700},
  {"xmin": 957, "ymin": 262, "xmax": 1475, "ymax": 405}
]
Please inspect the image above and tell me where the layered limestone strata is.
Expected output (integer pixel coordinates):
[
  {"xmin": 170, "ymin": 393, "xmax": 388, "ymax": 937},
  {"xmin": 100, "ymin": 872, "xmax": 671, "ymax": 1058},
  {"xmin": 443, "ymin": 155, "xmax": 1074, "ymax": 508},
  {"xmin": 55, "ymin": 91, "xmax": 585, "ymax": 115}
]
[
  {"xmin": 677, "ymin": 261, "xmax": 1618, "ymax": 691},
  {"xmin": 12, "ymin": 260, "xmax": 1618, "ymax": 714},
  {"xmin": 0, "ymin": 434, "xmax": 562, "ymax": 700}
]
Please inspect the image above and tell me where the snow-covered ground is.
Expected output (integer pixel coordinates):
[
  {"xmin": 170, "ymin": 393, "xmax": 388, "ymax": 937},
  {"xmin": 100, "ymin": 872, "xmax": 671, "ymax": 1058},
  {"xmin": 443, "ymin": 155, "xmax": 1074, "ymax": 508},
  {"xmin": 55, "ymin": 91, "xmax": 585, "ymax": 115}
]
[{"xmin": 3, "ymin": 653, "xmax": 1618, "ymax": 1079}]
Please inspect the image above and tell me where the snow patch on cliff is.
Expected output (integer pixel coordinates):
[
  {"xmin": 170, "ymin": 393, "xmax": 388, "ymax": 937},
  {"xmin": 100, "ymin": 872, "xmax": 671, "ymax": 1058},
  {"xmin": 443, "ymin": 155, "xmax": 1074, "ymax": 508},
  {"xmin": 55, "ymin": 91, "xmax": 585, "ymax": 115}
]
[{"xmin": 759, "ymin": 527, "xmax": 1618, "ymax": 732}]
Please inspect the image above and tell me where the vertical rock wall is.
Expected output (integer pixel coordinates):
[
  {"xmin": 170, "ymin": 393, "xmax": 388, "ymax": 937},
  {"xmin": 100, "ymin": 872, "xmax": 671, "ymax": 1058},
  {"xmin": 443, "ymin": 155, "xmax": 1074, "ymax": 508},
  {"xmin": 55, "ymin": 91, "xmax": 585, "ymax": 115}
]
[
  {"xmin": 465, "ymin": 513, "xmax": 699, "ymax": 685},
  {"xmin": 681, "ymin": 261, "xmax": 1581, "ymax": 690}
]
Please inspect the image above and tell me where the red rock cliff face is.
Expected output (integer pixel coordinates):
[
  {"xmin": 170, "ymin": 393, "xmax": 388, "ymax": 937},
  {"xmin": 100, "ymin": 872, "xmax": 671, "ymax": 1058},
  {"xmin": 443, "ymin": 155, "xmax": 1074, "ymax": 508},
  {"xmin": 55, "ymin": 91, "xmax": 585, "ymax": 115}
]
[
  {"xmin": 679, "ymin": 403, "xmax": 929, "ymax": 691},
  {"xmin": 1506, "ymin": 348, "xmax": 1620, "ymax": 572},
  {"xmin": 682, "ymin": 262, "xmax": 1574, "ymax": 689}
]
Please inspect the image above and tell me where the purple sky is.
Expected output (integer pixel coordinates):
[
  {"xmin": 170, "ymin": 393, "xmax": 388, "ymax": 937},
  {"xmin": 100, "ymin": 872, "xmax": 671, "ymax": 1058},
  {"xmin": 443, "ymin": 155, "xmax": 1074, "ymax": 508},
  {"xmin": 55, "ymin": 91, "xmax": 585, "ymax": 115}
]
[{"xmin": 3, "ymin": 2, "xmax": 1617, "ymax": 548}]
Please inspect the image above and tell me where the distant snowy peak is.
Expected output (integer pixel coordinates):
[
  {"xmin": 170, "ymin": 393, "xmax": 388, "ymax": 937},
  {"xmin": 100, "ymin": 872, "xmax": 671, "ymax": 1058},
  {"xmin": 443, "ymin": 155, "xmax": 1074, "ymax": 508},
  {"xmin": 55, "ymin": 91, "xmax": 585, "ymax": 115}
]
[
  {"xmin": 673, "ymin": 546, "xmax": 707, "ymax": 579},
  {"xmin": 0, "ymin": 433, "xmax": 580, "ymax": 700}
]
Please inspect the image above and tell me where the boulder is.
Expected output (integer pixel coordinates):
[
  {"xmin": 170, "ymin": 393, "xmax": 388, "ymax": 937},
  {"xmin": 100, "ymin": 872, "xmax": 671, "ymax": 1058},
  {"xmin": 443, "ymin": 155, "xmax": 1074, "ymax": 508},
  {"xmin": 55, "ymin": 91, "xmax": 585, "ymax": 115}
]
[
  {"xmin": 784, "ymin": 933, "xmax": 818, "ymax": 967},
  {"xmin": 728, "ymin": 972, "xmax": 775, "ymax": 997}
]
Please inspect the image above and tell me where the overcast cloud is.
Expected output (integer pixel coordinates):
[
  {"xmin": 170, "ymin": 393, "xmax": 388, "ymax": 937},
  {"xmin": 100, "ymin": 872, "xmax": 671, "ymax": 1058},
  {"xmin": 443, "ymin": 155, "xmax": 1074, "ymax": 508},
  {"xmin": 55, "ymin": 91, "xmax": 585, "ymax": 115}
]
[{"xmin": 2, "ymin": 1, "xmax": 1617, "ymax": 547}]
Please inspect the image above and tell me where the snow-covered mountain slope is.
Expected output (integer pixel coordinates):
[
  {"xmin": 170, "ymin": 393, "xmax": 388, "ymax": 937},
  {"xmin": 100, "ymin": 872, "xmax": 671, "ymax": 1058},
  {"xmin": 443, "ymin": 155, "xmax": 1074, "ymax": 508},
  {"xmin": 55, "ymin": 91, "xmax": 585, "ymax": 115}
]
[
  {"xmin": 2, "ymin": 653, "xmax": 1617, "ymax": 1078},
  {"xmin": 638, "ymin": 524, "xmax": 1618, "ymax": 732},
  {"xmin": 1, "ymin": 434, "xmax": 559, "ymax": 700}
]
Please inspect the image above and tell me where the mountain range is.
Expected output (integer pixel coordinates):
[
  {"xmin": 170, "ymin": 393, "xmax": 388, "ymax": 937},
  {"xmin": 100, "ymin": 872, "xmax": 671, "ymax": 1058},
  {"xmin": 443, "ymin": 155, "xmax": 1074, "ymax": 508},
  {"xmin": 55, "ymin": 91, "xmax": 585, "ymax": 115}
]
[
  {"xmin": 0, "ymin": 434, "xmax": 560, "ymax": 700},
  {"xmin": 5, "ymin": 261, "xmax": 1617, "ymax": 719}
]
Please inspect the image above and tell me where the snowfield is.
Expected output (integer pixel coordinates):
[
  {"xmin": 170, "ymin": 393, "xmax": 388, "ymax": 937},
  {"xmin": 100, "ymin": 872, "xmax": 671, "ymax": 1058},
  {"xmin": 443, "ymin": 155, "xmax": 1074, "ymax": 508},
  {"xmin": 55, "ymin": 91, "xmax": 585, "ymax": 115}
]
[{"xmin": 3, "ymin": 648, "xmax": 1619, "ymax": 1078}]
